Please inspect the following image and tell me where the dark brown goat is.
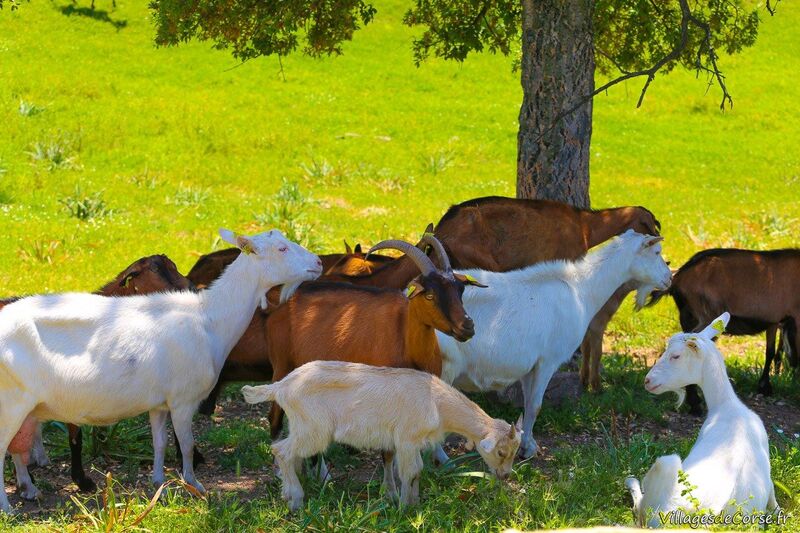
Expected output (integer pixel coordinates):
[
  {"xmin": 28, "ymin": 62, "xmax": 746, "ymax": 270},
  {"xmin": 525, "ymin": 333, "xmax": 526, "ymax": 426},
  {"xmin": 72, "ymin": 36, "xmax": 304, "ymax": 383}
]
[
  {"xmin": 264, "ymin": 236, "xmax": 484, "ymax": 439},
  {"xmin": 0, "ymin": 255, "xmax": 194, "ymax": 493},
  {"xmin": 647, "ymin": 248, "xmax": 800, "ymax": 412}
]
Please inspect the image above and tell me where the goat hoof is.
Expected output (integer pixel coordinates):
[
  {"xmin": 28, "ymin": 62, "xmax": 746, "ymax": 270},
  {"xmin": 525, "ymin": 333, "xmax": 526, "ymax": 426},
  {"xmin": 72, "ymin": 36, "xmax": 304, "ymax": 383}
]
[
  {"xmin": 76, "ymin": 476, "xmax": 97, "ymax": 493},
  {"xmin": 286, "ymin": 497, "xmax": 303, "ymax": 513},
  {"xmin": 518, "ymin": 443, "xmax": 539, "ymax": 459},
  {"xmin": 29, "ymin": 454, "xmax": 50, "ymax": 468},
  {"xmin": 18, "ymin": 485, "xmax": 40, "ymax": 501}
]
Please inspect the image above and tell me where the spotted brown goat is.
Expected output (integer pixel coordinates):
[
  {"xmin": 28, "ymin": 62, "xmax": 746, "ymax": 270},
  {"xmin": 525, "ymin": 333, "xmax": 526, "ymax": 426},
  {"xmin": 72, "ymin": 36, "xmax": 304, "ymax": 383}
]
[
  {"xmin": 647, "ymin": 248, "xmax": 800, "ymax": 413},
  {"xmin": 0, "ymin": 255, "xmax": 194, "ymax": 494}
]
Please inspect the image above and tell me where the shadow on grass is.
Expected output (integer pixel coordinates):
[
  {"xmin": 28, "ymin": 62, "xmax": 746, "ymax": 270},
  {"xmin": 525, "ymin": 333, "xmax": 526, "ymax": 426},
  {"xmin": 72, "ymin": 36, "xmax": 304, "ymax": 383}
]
[{"xmin": 59, "ymin": 4, "xmax": 127, "ymax": 30}]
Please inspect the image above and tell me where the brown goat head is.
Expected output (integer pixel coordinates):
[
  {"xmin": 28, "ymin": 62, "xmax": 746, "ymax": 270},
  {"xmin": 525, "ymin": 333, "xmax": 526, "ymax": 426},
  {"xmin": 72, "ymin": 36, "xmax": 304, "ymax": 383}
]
[
  {"xmin": 370, "ymin": 235, "xmax": 485, "ymax": 342},
  {"xmin": 100, "ymin": 255, "xmax": 195, "ymax": 296},
  {"xmin": 405, "ymin": 271, "xmax": 484, "ymax": 342},
  {"xmin": 622, "ymin": 206, "xmax": 661, "ymax": 237}
]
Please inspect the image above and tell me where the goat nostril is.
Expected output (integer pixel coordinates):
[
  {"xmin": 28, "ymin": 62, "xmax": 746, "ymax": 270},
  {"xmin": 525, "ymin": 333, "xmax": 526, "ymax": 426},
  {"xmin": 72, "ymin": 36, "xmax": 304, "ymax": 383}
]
[{"xmin": 644, "ymin": 377, "xmax": 650, "ymax": 385}]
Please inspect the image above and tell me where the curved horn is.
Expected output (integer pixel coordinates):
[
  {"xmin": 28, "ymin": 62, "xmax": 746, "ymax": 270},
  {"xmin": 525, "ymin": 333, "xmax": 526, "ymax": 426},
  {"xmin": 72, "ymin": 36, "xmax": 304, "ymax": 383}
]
[
  {"xmin": 367, "ymin": 239, "xmax": 436, "ymax": 276},
  {"xmin": 420, "ymin": 234, "xmax": 452, "ymax": 274}
]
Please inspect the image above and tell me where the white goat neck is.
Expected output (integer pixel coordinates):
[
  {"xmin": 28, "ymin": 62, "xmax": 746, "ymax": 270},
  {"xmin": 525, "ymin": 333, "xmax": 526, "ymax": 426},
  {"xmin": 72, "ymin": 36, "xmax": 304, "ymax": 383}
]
[
  {"xmin": 697, "ymin": 345, "xmax": 740, "ymax": 413},
  {"xmin": 199, "ymin": 254, "xmax": 265, "ymax": 372}
]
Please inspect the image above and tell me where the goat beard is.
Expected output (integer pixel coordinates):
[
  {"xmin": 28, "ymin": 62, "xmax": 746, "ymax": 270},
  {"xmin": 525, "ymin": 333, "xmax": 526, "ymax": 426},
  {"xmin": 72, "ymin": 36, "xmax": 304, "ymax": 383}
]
[
  {"xmin": 279, "ymin": 280, "xmax": 304, "ymax": 304},
  {"xmin": 633, "ymin": 285, "xmax": 656, "ymax": 310},
  {"xmin": 674, "ymin": 388, "xmax": 686, "ymax": 409}
]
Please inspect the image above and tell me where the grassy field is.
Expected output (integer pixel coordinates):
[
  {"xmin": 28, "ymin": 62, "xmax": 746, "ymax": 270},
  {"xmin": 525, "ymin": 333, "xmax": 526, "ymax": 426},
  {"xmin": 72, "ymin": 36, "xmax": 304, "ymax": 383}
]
[{"xmin": 0, "ymin": 0, "xmax": 799, "ymax": 530}]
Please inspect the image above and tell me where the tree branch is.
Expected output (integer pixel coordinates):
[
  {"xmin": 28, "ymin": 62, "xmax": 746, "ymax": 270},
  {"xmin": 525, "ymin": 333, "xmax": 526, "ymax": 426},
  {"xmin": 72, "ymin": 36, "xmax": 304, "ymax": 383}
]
[
  {"xmin": 539, "ymin": 0, "xmax": 733, "ymax": 139},
  {"xmin": 766, "ymin": 0, "xmax": 780, "ymax": 16}
]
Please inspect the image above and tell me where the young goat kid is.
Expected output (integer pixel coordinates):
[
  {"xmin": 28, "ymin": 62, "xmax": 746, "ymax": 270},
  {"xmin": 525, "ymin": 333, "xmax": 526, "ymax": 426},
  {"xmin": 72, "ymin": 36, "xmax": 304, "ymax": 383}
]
[
  {"xmin": 0, "ymin": 230, "xmax": 321, "ymax": 513},
  {"xmin": 242, "ymin": 361, "xmax": 521, "ymax": 511},
  {"xmin": 437, "ymin": 230, "xmax": 672, "ymax": 458},
  {"xmin": 626, "ymin": 313, "xmax": 777, "ymax": 527}
]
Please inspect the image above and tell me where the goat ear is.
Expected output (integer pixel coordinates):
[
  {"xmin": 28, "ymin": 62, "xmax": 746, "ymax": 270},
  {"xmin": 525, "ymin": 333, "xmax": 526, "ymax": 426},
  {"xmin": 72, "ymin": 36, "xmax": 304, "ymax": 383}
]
[
  {"xmin": 454, "ymin": 273, "xmax": 488, "ymax": 288},
  {"xmin": 344, "ymin": 240, "xmax": 353, "ymax": 254},
  {"xmin": 219, "ymin": 229, "xmax": 257, "ymax": 255},
  {"xmin": 237, "ymin": 236, "xmax": 257, "ymax": 255},
  {"xmin": 699, "ymin": 312, "xmax": 729, "ymax": 341},
  {"xmin": 219, "ymin": 228, "xmax": 237, "ymax": 246},
  {"xmin": 479, "ymin": 437, "xmax": 496, "ymax": 454},
  {"xmin": 120, "ymin": 271, "xmax": 139, "ymax": 288},
  {"xmin": 404, "ymin": 280, "xmax": 425, "ymax": 299},
  {"xmin": 642, "ymin": 235, "xmax": 664, "ymax": 248}
]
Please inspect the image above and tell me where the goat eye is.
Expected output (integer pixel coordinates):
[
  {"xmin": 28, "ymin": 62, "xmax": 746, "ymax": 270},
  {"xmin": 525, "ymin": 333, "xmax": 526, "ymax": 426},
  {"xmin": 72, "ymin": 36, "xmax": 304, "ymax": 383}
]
[
  {"xmin": 425, "ymin": 294, "xmax": 434, "ymax": 300},
  {"xmin": 278, "ymin": 246, "xmax": 288, "ymax": 253},
  {"xmin": 670, "ymin": 354, "xmax": 680, "ymax": 360}
]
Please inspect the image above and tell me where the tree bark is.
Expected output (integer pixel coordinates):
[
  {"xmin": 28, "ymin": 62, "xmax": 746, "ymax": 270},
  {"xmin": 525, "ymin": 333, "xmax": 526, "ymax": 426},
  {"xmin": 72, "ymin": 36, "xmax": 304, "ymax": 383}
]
[{"xmin": 516, "ymin": 0, "xmax": 594, "ymax": 208}]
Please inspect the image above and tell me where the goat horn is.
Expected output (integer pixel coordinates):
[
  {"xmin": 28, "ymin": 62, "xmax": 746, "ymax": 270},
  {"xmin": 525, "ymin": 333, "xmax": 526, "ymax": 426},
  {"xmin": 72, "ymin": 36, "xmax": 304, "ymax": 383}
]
[
  {"xmin": 420, "ymin": 234, "xmax": 452, "ymax": 275},
  {"xmin": 367, "ymin": 239, "xmax": 436, "ymax": 276}
]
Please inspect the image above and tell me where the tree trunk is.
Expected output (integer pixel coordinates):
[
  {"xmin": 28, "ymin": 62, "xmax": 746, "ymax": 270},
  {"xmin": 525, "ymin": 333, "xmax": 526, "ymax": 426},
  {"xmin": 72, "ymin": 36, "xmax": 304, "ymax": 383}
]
[{"xmin": 516, "ymin": 0, "xmax": 594, "ymax": 208}]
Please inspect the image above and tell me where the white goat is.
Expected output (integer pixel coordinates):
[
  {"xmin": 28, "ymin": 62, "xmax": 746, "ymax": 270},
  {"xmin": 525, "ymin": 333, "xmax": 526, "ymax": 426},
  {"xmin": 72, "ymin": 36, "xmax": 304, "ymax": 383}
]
[
  {"xmin": 0, "ymin": 229, "xmax": 321, "ymax": 513},
  {"xmin": 626, "ymin": 313, "xmax": 778, "ymax": 528},
  {"xmin": 436, "ymin": 229, "xmax": 672, "ymax": 458},
  {"xmin": 241, "ymin": 360, "xmax": 521, "ymax": 512}
]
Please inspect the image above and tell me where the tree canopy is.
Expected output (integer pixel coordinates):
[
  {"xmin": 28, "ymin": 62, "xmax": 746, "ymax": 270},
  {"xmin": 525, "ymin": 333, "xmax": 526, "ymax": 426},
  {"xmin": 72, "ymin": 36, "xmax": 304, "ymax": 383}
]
[{"xmin": 144, "ymin": 0, "xmax": 770, "ymax": 107}]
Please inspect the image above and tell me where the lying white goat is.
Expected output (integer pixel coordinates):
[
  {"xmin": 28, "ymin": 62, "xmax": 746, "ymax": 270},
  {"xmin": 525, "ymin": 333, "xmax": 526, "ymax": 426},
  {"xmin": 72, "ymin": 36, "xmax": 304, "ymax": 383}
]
[
  {"xmin": 437, "ymin": 230, "xmax": 672, "ymax": 458},
  {"xmin": 626, "ymin": 312, "xmax": 778, "ymax": 528},
  {"xmin": 242, "ymin": 360, "xmax": 521, "ymax": 512},
  {"xmin": 0, "ymin": 229, "xmax": 321, "ymax": 513}
]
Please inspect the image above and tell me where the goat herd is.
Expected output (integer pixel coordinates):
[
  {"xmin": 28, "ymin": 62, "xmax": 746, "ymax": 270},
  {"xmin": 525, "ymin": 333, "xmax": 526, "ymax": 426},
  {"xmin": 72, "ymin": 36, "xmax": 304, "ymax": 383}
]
[{"xmin": 0, "ymin": 195, "xmax": 795, "ymax": 526}]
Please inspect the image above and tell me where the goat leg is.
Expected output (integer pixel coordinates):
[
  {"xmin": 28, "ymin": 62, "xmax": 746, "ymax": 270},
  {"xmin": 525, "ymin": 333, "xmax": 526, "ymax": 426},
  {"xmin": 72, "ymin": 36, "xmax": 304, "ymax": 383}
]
[
  {"xmin": 12, "ymin": 454, "xmax": 40, "ymax": 501},
  {"xmin": 197, "ymin": 379, "xmax": 223, "ymax": 416},
  {"xmin": 757, "ymin": 326, "xmax": 777, "ymax": 396},
  {"xmin": 150, "ymin": 410, "xmax": 169, "ymax": 487},
  {"xmin": 29, "ymin": 423, "xmax": 50, "ymax": 467},
  {"xmin": 381, "ymin": 450, "xmax": 398, "ymax": 501},
  {"xmin": 68, "ymin": 424, "xmax": 97, "ymax": 492},
  {"xmin": 172, "ymin": 427, "xmax": 205, "ymax": 469},
  {"xmin": 170, "ymin": 407, "xmax": 205, "ymax": 495}
]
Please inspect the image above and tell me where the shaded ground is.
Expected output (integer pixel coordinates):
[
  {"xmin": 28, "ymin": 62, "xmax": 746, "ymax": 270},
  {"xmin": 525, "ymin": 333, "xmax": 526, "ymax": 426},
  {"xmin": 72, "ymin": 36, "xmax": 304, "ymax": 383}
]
[{"xmin": 6, "ymin": 366, "xmax": 798, "ymax": 520}]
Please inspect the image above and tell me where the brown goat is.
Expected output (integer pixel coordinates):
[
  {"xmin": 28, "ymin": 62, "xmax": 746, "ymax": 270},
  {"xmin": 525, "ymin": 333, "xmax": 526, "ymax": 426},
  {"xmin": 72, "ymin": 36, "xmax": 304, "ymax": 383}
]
[
  {"xmin": 647, "ymin": 248, "xmax": 800, "ymax": 413},
  {"xmin": 0, "ymin": 255, "xmax": 194, "ymax": 494},
  {"xmin": 187, "ymin": 242, "xmax": 396, "ymax": 417},
  {"xmin": 276, "ymin": 199, "xmax": 660, "ymax": 392},
  {"xmin": 186, "ymin": 244, "xmax": 392, "ymax": 289},
  {"xmin": 431, "ymin": 196, "xmax": 661, "ymax": 392},
  {"xmin": 264, "ymin": 237, "xmax": 484, "ymax": 439}
]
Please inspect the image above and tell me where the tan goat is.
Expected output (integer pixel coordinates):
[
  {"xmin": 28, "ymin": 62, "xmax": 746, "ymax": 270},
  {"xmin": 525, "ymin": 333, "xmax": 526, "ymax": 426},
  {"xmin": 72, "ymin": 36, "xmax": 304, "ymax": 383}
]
[{"xmin": 242, "ymin": 361, "xmax": 521, "ymax": 511}]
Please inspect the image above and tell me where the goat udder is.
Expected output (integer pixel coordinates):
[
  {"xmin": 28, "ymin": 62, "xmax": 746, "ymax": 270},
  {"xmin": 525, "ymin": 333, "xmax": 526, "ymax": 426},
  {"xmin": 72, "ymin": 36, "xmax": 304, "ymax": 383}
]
[{"xmin": 8, "ymin": 414, "xmax": 37, "ymax": 464}]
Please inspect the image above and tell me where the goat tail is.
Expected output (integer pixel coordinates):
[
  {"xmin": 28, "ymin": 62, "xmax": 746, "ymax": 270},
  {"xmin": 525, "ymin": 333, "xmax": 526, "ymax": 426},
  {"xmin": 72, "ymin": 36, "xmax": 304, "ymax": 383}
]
[
  {"xmin": 241, "ymin": 383, "xmax": 277, "ymax": 405},
  {"xmin": 644, "ymin": 286, "xmax": 672, "ymax": 308}
]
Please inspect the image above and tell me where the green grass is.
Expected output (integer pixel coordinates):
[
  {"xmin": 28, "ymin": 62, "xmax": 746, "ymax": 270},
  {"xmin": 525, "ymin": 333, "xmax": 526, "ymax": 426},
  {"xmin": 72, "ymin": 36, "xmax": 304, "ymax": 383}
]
[{"xmin": 0, "ymin": 0, "xmax": 799, "ymax": 530}]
